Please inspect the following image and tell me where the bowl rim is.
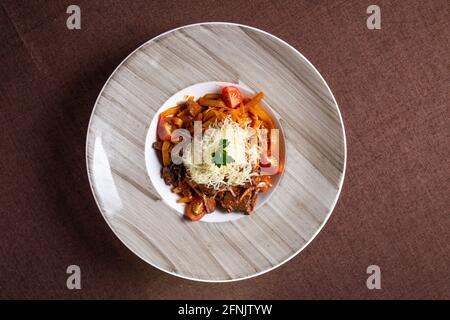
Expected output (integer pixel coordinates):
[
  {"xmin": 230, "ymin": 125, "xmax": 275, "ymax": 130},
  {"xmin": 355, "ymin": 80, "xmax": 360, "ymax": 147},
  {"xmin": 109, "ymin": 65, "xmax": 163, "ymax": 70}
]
[{"xmin": 85, "ymin": 22, "xmax": 347, "ymax": 283}]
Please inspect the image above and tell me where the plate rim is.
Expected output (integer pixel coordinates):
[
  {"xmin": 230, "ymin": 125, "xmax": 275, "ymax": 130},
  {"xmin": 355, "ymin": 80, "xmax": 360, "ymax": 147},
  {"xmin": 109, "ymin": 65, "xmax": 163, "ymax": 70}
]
[{"xmin": 85, "ymin": 21, "xmax": 347, "ymax": 282}]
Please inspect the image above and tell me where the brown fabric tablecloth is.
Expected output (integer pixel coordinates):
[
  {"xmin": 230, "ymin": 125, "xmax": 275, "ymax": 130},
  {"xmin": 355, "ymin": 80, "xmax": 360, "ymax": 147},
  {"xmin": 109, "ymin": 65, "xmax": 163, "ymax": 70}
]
[{"xmin": 0, "ymin": 0, "xmax": 448, "ymax": 299}]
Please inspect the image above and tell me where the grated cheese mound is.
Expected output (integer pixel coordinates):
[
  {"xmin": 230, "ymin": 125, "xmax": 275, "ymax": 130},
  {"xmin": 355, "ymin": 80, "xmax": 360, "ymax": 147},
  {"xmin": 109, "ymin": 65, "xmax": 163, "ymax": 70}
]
[{"xmin": 183, "ymin": 117, "xmax": 259, "ymax": 190}]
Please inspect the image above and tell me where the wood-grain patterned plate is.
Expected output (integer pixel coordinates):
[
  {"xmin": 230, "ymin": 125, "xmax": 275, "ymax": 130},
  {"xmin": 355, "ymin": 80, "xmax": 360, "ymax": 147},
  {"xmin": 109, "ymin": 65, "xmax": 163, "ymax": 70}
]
[{"xmin": 86, "ymin": 22, "xmax": 346, "ymax": 282}]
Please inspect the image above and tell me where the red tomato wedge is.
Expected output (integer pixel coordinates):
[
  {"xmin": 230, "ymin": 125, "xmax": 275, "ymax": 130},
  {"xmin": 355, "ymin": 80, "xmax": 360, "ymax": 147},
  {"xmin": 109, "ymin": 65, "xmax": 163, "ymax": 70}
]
[
  {"xmin": 221, "ymin": 86, "xmax": 242, "ymax": 108},
  {"xmin": 157, "ymin": 116, "xmax": 173, "ymax": 141},
  {"xmin": 185, "ymin": 197, "xmax": 206, "ymax": 221}
]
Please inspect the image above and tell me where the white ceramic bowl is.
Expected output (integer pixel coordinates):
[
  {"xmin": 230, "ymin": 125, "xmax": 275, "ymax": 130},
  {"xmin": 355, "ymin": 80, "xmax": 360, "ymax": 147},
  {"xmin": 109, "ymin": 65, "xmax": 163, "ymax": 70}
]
[{"xmin": 145, "ymin": 81, "xmax": 286, "ymax": 223}]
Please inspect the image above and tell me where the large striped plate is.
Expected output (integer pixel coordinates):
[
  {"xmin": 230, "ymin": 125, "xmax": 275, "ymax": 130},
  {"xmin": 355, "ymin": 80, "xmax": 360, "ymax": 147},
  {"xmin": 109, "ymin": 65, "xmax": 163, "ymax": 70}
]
[{"xmin": 86, "ymin": 22, "xmax": 346, "ymax": 282}]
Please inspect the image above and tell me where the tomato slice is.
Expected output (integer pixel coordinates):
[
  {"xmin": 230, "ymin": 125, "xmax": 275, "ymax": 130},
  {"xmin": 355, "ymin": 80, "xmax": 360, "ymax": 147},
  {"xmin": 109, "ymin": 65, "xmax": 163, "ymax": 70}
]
[
  {"xmin": 157, "ymin": 116, "xmax": 173, "ymax": 141},
  {"xmin": 221, "ymin": 86, "xmax": 242, "ymax": 108},
  {"xmin": 185, "ymin": 197, "xmax": 206, "ymax": 221}
]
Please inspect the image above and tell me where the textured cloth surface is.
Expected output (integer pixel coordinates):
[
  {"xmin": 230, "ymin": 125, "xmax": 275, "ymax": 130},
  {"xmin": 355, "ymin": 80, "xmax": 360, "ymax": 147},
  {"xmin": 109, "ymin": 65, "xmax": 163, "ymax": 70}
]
[{"xmin": 0, "ymin": 0, "xmax": 448, "ymax": 299}]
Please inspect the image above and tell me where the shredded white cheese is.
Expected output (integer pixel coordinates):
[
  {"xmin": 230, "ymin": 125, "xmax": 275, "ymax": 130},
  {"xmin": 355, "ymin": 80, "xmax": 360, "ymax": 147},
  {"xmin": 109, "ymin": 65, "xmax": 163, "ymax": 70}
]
[{"xmin": 183, "ymin": 117, "xmax": 259, "ymax": 190}]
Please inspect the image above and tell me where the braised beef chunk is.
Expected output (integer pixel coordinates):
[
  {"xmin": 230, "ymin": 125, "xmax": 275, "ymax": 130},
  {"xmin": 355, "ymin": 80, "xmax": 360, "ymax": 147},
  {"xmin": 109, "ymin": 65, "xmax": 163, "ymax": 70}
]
[
  {"xmin": 238, "ymin": 188, "xmax": 258, "ymax": 214},
  {"xmin": 220, "ymin": 191, "xmax": 239, "ymax": 212},
  {"xmin": 171, "ymin": 165, "xmax": 183, "ymax": 184},
  {"xmin": 218, "ymin": 188, "xmax": 259, "ymax": 214},
  {"xmin": 181, "ymin": 187, "xmax": 192, "ymax": 199},
  {"xmin": 197, "ymin": 184, "xmax": 218, "ymax": 197},
  {"xmin": 185, "ymin": 179, "xmax": 220, "ymax": 198},
  {"xmin": 175, "ymin": 181, "xmax": 192, "ymax": 198},
  {"xmin": 237, "ymin": 188, "xmax": 253, "ymax": 214},
  {"xmin": 152, "ymin": 141, "xmax": 163, "ymax": 150},
  {"xmin": 202, "ymin": 195, "xmax": 216, "ymax": 213},
  {"xmin": 216, "ymin": 191, "xmax": 225, "ymax": 201},
  {"xmin": 161, "ymin": 167, "xmax": 175, "ymax": 186}
]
